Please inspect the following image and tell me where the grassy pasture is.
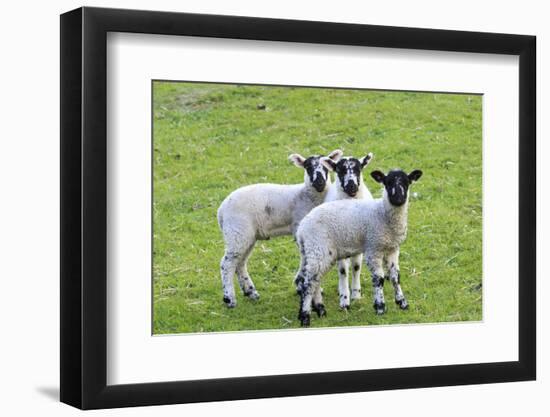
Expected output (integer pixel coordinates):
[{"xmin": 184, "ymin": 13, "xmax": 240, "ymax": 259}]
[{"xmin": 152, "ymin": 81, "xmax": 482, "ymax": 334}]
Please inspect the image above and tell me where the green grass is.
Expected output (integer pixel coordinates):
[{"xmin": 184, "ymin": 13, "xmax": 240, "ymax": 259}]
[{"xmin": 152, "ymin": 81, "xmax": 482, "ymax": 334}]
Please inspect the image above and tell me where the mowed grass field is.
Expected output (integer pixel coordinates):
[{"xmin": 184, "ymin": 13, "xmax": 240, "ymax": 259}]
[{"xmin": 152, "ymin": 81, "xmax": 482, "ymax": 334}]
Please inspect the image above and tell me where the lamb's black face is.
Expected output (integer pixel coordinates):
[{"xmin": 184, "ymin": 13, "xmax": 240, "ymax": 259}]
[
  {"xmin": 334, "ymin": 158, "xmax": 363, "ymax": 197},
  {"xmin": 384, "ymin": 171, "xmax": 411, "ymax": 206},
  {"xmin": 371, "ymin": 169, "xmax": 423, "ymax": 207},
  {"xmin": 289, "ymin": 149, "xmax": 343, "ymax": 192},
  {"xmin": 303, "ymin": 156, "xmax": 329, "ymax": 192}
]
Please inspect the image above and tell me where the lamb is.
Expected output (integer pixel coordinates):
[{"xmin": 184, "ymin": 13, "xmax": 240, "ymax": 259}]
[
  {"xmin": 320, "ymin": 153, "xmax": 374, "ymax": 309},
  {"xmin": 294, "ymin": 168, "xmax": 423, "ymax": 326},
  {"xmin": 217, "ymin": 149, "xmax": 343, "ymax": 308}
]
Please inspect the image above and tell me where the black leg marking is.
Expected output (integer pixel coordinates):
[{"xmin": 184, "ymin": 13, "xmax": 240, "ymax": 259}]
[
  {"xmin": 372, "ymin": 274, "xmax": 386, "ymax": 315},
  {"xmin": 373, "ymin": 301, "xmax": 387, "ymax": 315},
  {"xmin": 389, "ymin": 267, "xmax": 406, "ymax": 309},
  {"xmin": 223, "ymin": 296, "xmax": 236, "ymax": 308},
  {"xmin": 297, "ymin": 240, "xmax": 309, "ymax": 295},
  {"xmin": 299, "ymin": 239, "xmax": 306, "ymax": 255},
  {"xmin": 312, "ymin": 303, "xmax": 327, "ymax": 318},
  {"xmin": 372, "ymin": 275, "xmax": 385, "ymax": 288},
  {"xmin": 340, "ymin": 294, "xmax": 350, "ymax": 310},
  {"xmin": 299, "ymin": 310, "xmax": 311, "ymax": 327},
  {"xmin": 243, "ymin": 285, "xmax": 260, "ymax": 300},
  {"xmin": 395, "ymin": 298, "xmax": 409, "ymax": 309},
  {"xmin": 294, "ymin": 274, "xmax": 305, "ymax": 295},
  {"xmin": 224, "ymin": 252, "xmax": 241, "ymax": 261}
]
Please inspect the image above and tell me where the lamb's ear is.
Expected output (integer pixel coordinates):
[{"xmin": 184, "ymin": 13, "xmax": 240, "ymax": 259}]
[
  {"xmin": 370, "ymin": 170, "xmax": 386, "ymax": 183},
  {"xmin": 326, "ymin": 149, "xmax": 343, "ymax": 162},
  {"xmin": 320, "ymin": 157, "xmax": 337, "ymax": 171},
  {"xmin": 408, "ymin": 170, "xmax": 423, "ymax": 182},
  {"xmin": 289, "ymin": 153, "xmax": 306, "ymax": 168},
  {"xmin": 360, "ymin": 152, "xmax": 374, "ymax": 168}
]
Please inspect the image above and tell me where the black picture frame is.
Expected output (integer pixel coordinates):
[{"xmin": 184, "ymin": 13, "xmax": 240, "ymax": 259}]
[{"xmin": 60, "ymin": 6, "xmax": 536, "ymax": 410}]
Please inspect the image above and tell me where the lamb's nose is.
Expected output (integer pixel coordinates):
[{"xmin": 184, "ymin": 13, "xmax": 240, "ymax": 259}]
[{"xmin": 313, "ymin": 179, "xmax": 325, "ymax": 191}]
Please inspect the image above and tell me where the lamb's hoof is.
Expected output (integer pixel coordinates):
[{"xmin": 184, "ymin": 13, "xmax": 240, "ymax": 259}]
[
  {"xmin": 298, "ymin": 311, "xmax": 311, "ymax": 327},
  {"xmin": 313, "ymin": 303, "xmax": 326, "ymax": 318},
  {"xmin": 223, "ymin": 296, "xmax": 237, "ymax": 308},
  {"xmin": 244, "ymin": 289, "xmax": 260, "ymax": 301},
  {"xmin": 351, "ymin": 289, "xmax": 362, "ymax": 301},
  {"xmin": 339, "ymin": 295, "xmax": 350, "ymax": 310},
  {"xmin": 373, "ymin": 302, "xmax": 387, "ymax": 315},
  {"xmin": 396, "ymin": 298, "xmax": 409, "ymax": 310}
]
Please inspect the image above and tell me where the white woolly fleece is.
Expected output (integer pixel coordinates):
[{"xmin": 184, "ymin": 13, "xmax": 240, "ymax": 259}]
[{"xmin": 296, "ymin": 189, "xmax": 409, "ymax": 269}]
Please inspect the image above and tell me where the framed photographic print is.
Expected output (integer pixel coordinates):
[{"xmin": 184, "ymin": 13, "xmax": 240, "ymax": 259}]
[{"xmin": 60, "ymin": 6, "xmax": 536, "ymax": 410}]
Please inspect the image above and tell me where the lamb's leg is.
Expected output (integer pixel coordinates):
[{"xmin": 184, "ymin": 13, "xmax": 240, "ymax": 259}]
[
  {"xmin": 298, "ymin": 272, "xmax": 316, "ymax": 327},
  {"xmin": 294, "ymin": 256, "xmax": 307, "ymax": 295},
  {"xmin": 236, "ymin": 243, "xmax": 260, "ymax": 301},
  {"xmin": 337, "ymin": 258, "xmax": 351, "ymax": 309},
  {"xmin": 221, "ymin": 224, "xmax": 256, "ymax": 307},
  {"xmin": 297, "ymin": 242, "xmax": 332, "ymax": 326},
  {"xmin": 294, "ymin": 237, "xmax": 312, "ymax": 295},
  {"xmin": 365, "ymin": 253, "xmax": 386, "ymax": 315},
  {"xmin": 387, "ymin": 249, "xmax": 408, "ymax": 310},
  {"xmin": 220, "ymin": 251, "xmax": 239, "ymax": 308},
  {"xmin": 312, "ymin": 284, "xmax": 326, "ymax": 318},
  {"xmin": 350, "ymin": 254, "xmax": 363, "ymax": 301},
  {"xmin": 298, "ymin": 261, "xmax": 332, "ymax": 326}
]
